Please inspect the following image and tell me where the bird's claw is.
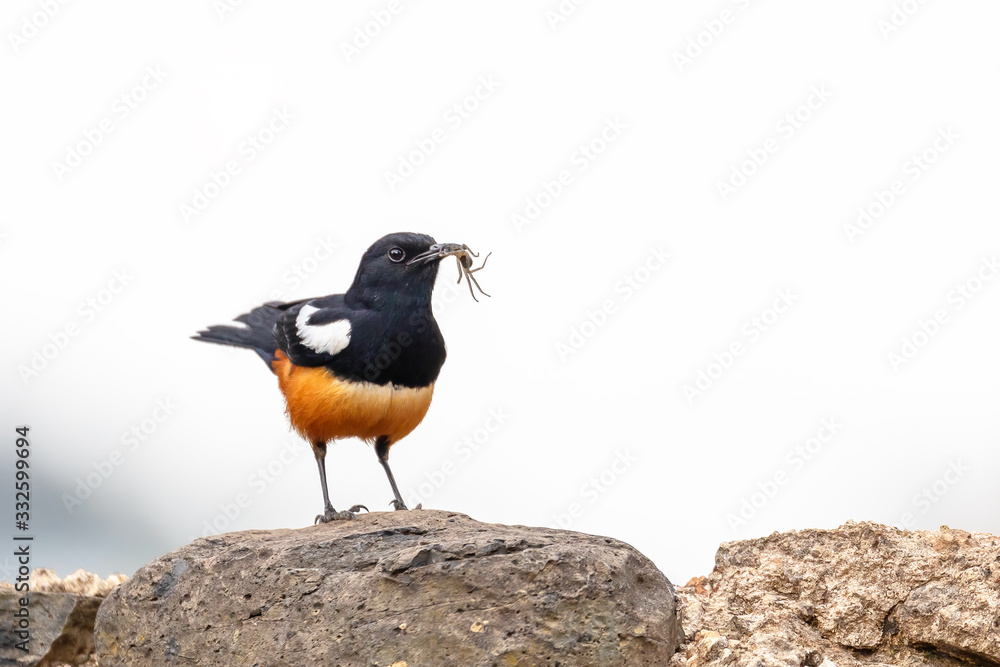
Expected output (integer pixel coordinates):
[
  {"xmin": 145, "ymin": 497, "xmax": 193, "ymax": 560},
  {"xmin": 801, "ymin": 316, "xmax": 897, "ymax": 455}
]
[
  {"xmin": 389, "ymin": 500, "xmax": 422, "ymax": 511},
  {"xmin": 315, "ymin": 504, "xmax": 369, "ymax": 523}
]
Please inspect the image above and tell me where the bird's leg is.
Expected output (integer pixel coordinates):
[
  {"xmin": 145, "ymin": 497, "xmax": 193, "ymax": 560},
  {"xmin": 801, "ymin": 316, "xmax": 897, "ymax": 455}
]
[
  {"xmin": 313, "ymin": 441, "xmax": 368, "ymax": 523},
  {"xmin": 376, "ymin": 436, "xmax": 420, "ymax": 511}
]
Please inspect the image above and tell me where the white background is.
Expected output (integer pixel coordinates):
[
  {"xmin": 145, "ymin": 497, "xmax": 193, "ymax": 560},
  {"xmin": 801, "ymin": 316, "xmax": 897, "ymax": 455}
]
[{"xmin": 2, "ymin": 0, "xmax": 999, "ymax": 585}]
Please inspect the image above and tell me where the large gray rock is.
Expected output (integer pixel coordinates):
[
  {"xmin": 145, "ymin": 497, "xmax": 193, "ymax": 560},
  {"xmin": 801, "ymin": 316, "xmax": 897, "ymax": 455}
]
[
  {"xmin": 96, "ymin": 510, "xmax": 679, "ymax": 666},
  {"xmin": 672, "ymin": 522, "xmax": 1000, "ymax": 667}
]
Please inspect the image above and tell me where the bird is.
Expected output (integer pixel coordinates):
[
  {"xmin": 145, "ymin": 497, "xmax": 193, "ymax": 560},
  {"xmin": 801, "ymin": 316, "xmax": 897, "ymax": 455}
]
[{"xmin": 192, "ymin": 232, "xmax": 473, "ymax": 523}]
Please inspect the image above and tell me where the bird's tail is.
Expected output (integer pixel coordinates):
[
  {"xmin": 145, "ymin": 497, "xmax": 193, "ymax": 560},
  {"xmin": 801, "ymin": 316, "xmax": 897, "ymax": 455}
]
[{"xmin": 192, "ymin": 302, "xmax": 286, "ymax": 370}]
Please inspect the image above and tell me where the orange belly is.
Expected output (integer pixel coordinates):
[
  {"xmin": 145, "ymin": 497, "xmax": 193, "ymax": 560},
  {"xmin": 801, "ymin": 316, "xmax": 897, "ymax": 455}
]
[{"xmin": 271, "ymin": 350, "xmax": 434, "ymax": 444}]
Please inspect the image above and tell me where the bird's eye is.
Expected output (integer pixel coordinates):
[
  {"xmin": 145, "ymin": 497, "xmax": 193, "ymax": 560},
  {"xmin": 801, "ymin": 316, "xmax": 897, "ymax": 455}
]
[{"xmin": 387, "ymin": 247, "xmax": 406, "ymax": 263}]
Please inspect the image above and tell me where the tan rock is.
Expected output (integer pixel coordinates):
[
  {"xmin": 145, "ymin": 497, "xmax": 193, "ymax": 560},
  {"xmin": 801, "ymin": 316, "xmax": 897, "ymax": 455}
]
[
  {"xmin": 0, "ymin": 568, "xmax": 126, "ymax": 666},
  {"xmin": 673, "ymin": 522, "xmax": 1000, "ymax": 667},
  {"xmin": 28, "ymin": 568, "xmax": 128, "ymax": 597}
]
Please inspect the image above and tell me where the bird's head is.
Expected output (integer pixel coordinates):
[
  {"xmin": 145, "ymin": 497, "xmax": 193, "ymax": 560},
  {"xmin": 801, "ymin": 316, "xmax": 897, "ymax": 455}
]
[{"xmin": 347, "ymin": 232, "xmax": 466, "ymax": 307}]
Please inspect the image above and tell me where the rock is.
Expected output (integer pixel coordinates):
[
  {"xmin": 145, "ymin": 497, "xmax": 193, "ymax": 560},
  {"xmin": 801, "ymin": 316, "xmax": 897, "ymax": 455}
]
[
  {"xmin": 29, "ymin": 569, "xmax": 128, "ymax": 598},
  {"xmin": 95, "ymin": 510, "xmax": 679, "ymax": 666},
  {"xmin": 0, "ymin": 569, "xmax": 127, "ymax": 667},
  {"xmin": 672, "ymin": 522, "xmax": 1000, "ymax": 667}
]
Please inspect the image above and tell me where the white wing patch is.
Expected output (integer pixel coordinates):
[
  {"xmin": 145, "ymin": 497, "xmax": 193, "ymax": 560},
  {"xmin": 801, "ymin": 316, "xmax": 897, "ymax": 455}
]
[{"xmin": 296, "ymin": 304, "xmax": 352, "ymax": 356}]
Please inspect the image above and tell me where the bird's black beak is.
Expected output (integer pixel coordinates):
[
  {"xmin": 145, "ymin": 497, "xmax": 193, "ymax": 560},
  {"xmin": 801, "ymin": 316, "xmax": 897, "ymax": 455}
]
[{"xmin": 407, "ymin": 243, "xmax": 466, "ymax": 265}]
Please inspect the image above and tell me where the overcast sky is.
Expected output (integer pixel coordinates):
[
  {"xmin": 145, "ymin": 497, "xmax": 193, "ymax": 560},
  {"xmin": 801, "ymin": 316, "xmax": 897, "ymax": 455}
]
[{"xmin": 3, "ymin": 0, "xmax": 999, "ymax": 586}]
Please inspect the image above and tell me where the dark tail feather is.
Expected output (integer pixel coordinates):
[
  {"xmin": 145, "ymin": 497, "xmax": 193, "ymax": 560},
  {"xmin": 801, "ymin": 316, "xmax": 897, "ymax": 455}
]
[{"xmin": 192, "ymin": 302, "xmax": 285, "ymax": 370}]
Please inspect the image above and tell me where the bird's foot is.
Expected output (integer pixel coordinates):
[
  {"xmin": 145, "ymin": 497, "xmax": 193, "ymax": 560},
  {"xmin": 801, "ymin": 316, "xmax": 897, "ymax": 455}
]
[
  {"xmin": 389, "ymin": 500, "xmax": 422, "ymax": 511},
  {"xmin": 315, "ymin": 504, "xmax": 369, "ymax": 523}
]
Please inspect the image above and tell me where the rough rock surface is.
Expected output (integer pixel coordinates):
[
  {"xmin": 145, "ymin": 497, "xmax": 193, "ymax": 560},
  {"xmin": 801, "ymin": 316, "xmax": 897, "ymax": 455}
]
[
  {"xmin": 672, "ymin": 522, "xmax": 1000, "ymax": 667},
  {"xmin": 0, "ymin": 568, "xmax": 127, "ymax": 666},
  {"xmin": 96, "ymin": 510, "xmax": 679, "ymax": 666}
]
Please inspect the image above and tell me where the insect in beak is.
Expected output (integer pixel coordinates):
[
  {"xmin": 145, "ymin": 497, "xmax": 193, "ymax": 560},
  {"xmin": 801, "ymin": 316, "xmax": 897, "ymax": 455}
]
[{"xmin": 408, "ymin": 243, "xmax": 492, "ymax": 302}]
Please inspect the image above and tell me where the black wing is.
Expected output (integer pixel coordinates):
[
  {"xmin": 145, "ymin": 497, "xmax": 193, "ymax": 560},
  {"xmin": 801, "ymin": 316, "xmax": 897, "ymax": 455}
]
[
  {"xmin": 274, "ymin": 294, "xmax": 364, "ymax": 367},
  {"xmin": 275, "ymin": 295, "xmax": 446, "ymax": 387}
]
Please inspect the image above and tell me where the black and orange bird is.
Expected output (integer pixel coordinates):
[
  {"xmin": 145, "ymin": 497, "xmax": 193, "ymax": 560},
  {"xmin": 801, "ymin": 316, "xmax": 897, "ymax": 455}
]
[{"xmin": 193, "ymin": 232, "xmax": 486, "ymax": 523}]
